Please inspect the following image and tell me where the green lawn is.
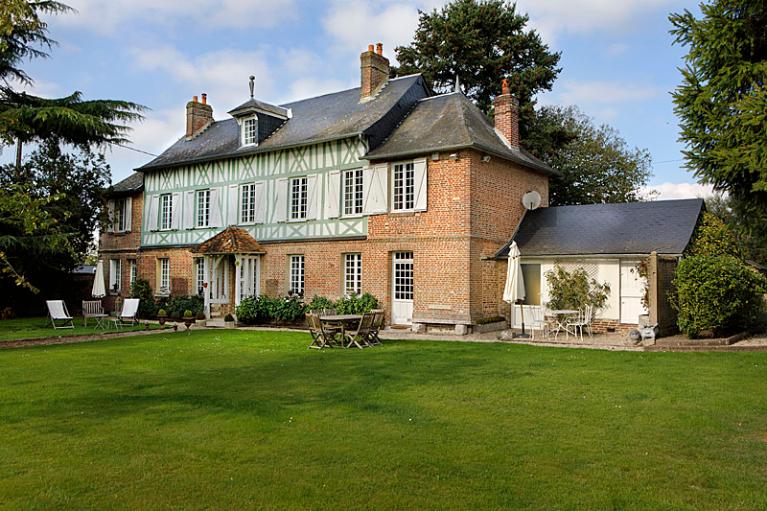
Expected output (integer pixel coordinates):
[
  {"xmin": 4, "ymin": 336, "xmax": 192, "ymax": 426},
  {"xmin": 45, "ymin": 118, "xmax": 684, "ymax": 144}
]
[
  {"xmin": 0, "ymin": 316, "xmax": 164, "ymax": 342},
  {"xmin": 1, "ymin": 330, "xmax": 766, "ymax": 510}
]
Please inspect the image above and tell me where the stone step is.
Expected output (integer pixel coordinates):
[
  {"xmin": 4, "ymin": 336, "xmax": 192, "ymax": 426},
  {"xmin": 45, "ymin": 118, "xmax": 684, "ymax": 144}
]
[{"xmin": 206, "ymin": 319, "xmax": 226, "ymax": 328}]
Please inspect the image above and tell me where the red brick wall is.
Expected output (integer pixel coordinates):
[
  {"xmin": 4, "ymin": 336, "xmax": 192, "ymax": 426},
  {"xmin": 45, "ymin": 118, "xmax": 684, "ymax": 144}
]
[{"xmin": 99, "ymin": 191, "xmax": 143, "ymax": 311}]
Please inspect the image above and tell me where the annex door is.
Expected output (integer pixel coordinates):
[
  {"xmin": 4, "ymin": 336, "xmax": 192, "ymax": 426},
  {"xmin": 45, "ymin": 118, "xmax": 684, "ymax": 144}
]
[
  {"xmin": 620, "ymin": 260, "xmax": 647, "ymax": 324},
  {"xmin": 392, "ymin": 252, "xmax": 414, "ymax": 325}
]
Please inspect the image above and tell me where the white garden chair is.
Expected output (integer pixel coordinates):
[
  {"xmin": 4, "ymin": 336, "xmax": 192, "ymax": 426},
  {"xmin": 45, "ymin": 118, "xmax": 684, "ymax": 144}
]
[
  {"xmin": 566, "ymin": 304, "xmax": 594, "ymax": 341},
  {"xmin": 112, "ymin": 298, "xmax": 140, "ymax": 330},
  {"xmin": 528, "ymin": 306, "xmax": 550, "ymax": 340},
  {"xmin": 46, "ymin": 300, "xmax": 74, "ymax": 329}
]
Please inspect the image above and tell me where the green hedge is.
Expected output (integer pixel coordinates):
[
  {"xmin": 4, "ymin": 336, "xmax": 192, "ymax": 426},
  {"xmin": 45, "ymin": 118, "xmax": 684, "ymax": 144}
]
[
  {"xmin": 674, "ymin": 255, "xmax": 766, "ymax": 337},
  {"xmin": 129, "ymin": 279, "xmax": 203, "ymax": 319},
  {"xmin": 236, "ymin": 293, "xmax": 380, "ymax": 325}
]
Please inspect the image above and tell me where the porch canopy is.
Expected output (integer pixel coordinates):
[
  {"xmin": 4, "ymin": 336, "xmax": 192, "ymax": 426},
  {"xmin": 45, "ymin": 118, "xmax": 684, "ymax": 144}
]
[{"xmin": 191, "ymin": 226, "xmax": 266, "ymax": 255}]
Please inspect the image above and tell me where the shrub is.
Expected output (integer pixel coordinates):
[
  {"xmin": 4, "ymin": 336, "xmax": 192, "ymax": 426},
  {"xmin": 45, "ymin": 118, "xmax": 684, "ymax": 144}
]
[
  {"xmin": 224, "ymin": 313, "xmax": 235, "ymax": 322},
  {"xmin": 674, "ymin": 255, "xmax": 767, "ymax": 337},
  {"xmin": 307, "ymin": 295, "xmax": 335, "ymax": 312},
  {"xmin": 165, "ymin": 295, "xmax": 204, "ymax": 319},
  {"xmin": 130, "ymin": 279, "xmax": 157, "ymax": 319},
  {"xmin": 183, "ymin": 309, "xmax": 193, "ymax": 318},
  {"xmin": 336, "ymin": 292, "xmax": 379, "ymax": 314},
  {"xmin": 545, "ymin": 265, "xmax": 610, "ymax": 312},
  {"xmin": 276, "ymin": 296, "xmax": 307, "ymax": 323},
  {"xmin": 688, "ymin": 212, "xmax": 741, "ymax": 258},
  {"xmin": 157, "ymin": 308, "xmax": 167, "ymax": 317}
]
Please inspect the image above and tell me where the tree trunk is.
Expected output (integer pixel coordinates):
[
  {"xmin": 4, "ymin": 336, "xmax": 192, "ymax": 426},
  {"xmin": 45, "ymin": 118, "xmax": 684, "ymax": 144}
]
[{"xmin": 15, "ymin": 138, "xmax": 23, "ymax": 180}]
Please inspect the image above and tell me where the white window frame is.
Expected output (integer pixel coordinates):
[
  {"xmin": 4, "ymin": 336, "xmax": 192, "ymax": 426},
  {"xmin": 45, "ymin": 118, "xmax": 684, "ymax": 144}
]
[
  {"xmin": 393, "ymin": 251, "xmax": 414, "ymax": 301},
  {"xmin": 194, "ymin": 257, "xmax": 205, "ymax": 297},
  {"xmin": 242, "ymin": 116, "xmax": 258, "ymax": 146},
  {"xmin": 114, "ymin": 198, "xmax": 127, "ymax": 232},
  {"xmin": 343, "ymin": 253, "xmax": 362, "ymax": 296},
  {"xmin": 240, "ymin": 182, "xmax": 257, "ymax": 224},
  {"xmin": 289, "ymin": 255, "xmax": 304, "ymax": 296},
  {"xmin": 289, "ymin": 176, "xmax": 308, "ymax": 221},
  {"xmin": 196, "ymin": 189, "xmax": 210, "ymax": 228},
  {"xmin": 158, "ymin": 258, "xmax": 170, "ymax": 296},
  {"xmin": 343, "ymin": 168, "xmax": 364, "ymax": 216},
  {"xmin": 392, "ymin": 161, "xmax": 416, "ymax": 212},
  {"xmin": 109, "ymin": 259, "xmax": 122, "ymax": 294},
  {"xmin": 160, "ymin": 194, "xmax": 173, "ymax": 230},
  {"xmin": 129, "ymin": 259, "xmax": 137, "ymax": 289}
]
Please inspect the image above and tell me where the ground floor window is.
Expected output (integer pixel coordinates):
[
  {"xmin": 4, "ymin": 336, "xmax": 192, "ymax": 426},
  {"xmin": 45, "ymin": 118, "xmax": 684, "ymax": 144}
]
[
  {"xmin": 393, "ymin": 252, "xmax": 413, "ymax": 300},
  {"xmin": 521, "ymin": 264, "xmax": 541, "ymax": 305},
  {"xmin": 128, "ymin": 259, "xmax": 137, "ymax": 289},
  {"xmin": 194, "ymin": 258, "xmax": 205, "ymax": 297},
  {"xmin": 158, "ymin": 258, "xmax": 170, "ymax": 295},
  {"xmin": 289, "ymin": 255, "xmax": 304, "ymax": 296},
  {"xmin": 343, "ymin": 253, "xmax": 362, "ymax": 296},
  {"xmin": 109, "ymin": 259, "xmax": 121, "ymax": 294}
]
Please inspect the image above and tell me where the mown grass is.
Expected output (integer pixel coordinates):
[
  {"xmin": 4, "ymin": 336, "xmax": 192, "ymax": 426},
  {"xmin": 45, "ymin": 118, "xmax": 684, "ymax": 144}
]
[
  {"xmin": 0, "ymin": 316, "xmax": 163, "ymax": 342},
  {"xmin": 0, "ymin": 329, "xmax": 766, "ymax": 510}
]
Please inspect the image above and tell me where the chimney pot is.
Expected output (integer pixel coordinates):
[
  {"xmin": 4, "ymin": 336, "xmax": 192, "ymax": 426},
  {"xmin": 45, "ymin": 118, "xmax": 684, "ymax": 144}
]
[
  {"xmin": 201, "ymin": 93, "xmax": 207, "ymax": 105},
  {"xmin": 192, "ymin": 95, "xmax": 198, "ymax": 103},
  {"xmin": 501, "ymin": 78, "xmax": 510, "ymax": 95},
  {"xmin": 368, "ymin": 44, "xmax": 374, "ymax": 52},
  {"xmin": 376, "ymin": 42, "xmax": 383, "ymax": 55}
]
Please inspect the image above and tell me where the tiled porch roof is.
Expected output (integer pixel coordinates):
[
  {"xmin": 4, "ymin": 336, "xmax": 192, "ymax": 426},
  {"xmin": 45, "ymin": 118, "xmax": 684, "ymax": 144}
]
[{"xmin": 192, "ymin": 226, "xmax": 265, "ymax": 255}]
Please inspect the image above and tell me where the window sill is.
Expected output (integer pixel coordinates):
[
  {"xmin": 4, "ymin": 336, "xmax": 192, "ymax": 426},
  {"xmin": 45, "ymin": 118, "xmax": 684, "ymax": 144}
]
[
  {"xmin": 288, "ymin": 218, "xmax": 308, "ymax": 223},
  {"xmin": 389, "ymin": 211, "xmax": 416, "ymax": 217},
  {"xmin": 341, "ymin": 213, "xmax": 365, "ymax": 219}
]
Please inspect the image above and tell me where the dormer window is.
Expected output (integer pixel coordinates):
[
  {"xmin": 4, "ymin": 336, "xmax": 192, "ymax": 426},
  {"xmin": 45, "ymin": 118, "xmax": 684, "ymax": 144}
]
[{"xmin": 242, "ymin": 116, "xmax": 258, "ymax": 146}]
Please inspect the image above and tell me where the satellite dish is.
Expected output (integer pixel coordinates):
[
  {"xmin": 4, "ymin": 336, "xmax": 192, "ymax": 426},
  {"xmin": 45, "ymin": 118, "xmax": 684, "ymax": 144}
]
[{"xmin": 522, "ymin": 190, "xmax": 542, "ymax": 210}]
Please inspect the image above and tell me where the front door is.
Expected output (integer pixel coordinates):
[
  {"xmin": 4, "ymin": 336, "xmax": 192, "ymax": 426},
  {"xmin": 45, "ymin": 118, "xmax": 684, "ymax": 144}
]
[
  {"xmin": 209, "ymin": 255, "xmax": 230, "ymax": 304},
  {"xmin": 392, "ymin": 251, "xmax": 414, "ymax": 325},
  {"xmin": 620, "ymin": 260, "xmax": 647, "ymax": 324}
]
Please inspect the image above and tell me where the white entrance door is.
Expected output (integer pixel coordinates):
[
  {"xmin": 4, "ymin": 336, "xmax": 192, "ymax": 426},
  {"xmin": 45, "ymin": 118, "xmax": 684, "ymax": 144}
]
[
  {"xmin": 620, "ymin": 260, "xmax": 647, "ymax": 324},
  {"xmin": 392, "ymin": 252, "xmax": 414, "ymax": 325},
  {"xmin": 209, "ymin": 256, "xmax": 229, "ymax": 305},
  {"xmin": 235, "ymin": 255, "xmax": 260, "ymax": 306}
]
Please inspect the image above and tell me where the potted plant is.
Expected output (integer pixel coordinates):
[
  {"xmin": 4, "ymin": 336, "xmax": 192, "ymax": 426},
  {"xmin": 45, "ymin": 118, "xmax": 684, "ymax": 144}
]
[
  {"xmin": 224, "ymin": 313, "xmax": 236, "ymax": 328},
  {"xmin": 157, "ymin": 308, "xmax": 167, "ymax": 326},
  {"xmin": 183, "ymin": 309, "xmax": 194, "ymax": 330},
  {"xmin": 196, "ymin": 311, "xmax": 206, "ymax": 321}
]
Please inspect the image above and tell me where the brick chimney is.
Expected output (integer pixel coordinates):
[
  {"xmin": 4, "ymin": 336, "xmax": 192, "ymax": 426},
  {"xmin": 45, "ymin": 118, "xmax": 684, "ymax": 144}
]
[
  {"xmin": 186, "ymin": 93, "xmax": 213, "ymax": 140},
  {"xmin": 493, "ymin": 78, "xmax": 520, "ymax": 149},
  {"xmin": 360, "ymin": 42, "xmax": 390, "ymax": 101}
]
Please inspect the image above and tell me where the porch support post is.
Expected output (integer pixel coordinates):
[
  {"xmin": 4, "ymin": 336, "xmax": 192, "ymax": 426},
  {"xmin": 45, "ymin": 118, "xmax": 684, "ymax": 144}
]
[{"xmin": 204, "ymin": 256, "xmax": 211, "ymax": 319}]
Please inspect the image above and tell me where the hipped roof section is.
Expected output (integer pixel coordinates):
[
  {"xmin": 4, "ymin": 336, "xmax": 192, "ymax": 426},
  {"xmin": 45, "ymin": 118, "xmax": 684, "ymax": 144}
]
[{"xmin": 191, "ymin": 226, "xmax": 266, "ymax": 255}]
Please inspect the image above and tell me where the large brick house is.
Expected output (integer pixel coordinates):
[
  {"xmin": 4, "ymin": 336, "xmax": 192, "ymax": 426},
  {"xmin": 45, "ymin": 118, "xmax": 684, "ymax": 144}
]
[{"xmin": 99, "ymin": 43, "xmax": 553, "ymax": 333}]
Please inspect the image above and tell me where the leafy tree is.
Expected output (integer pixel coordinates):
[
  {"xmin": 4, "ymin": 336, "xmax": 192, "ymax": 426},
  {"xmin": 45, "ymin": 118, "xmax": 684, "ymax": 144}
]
[
  {"xmin": 688, "ymin": 211, "xmax": 741, "ymax": 259},
  {"xmin": 705, "ymin": 194, "xmax": 767, "ymax": 264},
  {"xmin": 533, "ymin": 106, "xmax": 652, "ymax": 205},
  {"xmin": 545, "ymin": 265, "xmax": 611, "ymax": 312},
  {"xmin": 670, "ymin": 1, "xmax": 767, "ymax": 244},
  {"xmin": 394, "ymin": 0, "xmax": 561, "ymax": 131}
]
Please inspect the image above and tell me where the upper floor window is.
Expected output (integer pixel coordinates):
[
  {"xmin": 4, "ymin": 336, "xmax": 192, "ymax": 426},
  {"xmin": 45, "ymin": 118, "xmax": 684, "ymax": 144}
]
[
  {"xmin": 241, "ymin": 183, "xmax": 257, "ymax": 224},
  {"xmin": 196, "ymin": 189, "xmax": 210, "ymax": 228},
  {"xmin": 160, "ymin": 194, "xmax": 173, "ymax": 230},
  {"xmin": 242, "ymin": 117, "xmax": 258, "ymax": 146},
  {"xmin": 290, "ymin": 177, "xmax": 308, "ymax": 220},
  {"xmin": 114, "ymin": 198, "xmax": 127, "ymax": 231},
  {"xmin": 393, "ymin": 162, "xmax": 415, "ymax": 211},
  {"xmin": 343, "ymin": 168, "xmax": 363, "ymax": 216}
]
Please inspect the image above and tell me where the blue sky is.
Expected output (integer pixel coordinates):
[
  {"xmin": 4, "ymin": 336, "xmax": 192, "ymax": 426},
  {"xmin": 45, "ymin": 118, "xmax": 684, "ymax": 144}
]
[{"xmin": 14, "ymin": 0, "xmax": 709, "ymax": 199}]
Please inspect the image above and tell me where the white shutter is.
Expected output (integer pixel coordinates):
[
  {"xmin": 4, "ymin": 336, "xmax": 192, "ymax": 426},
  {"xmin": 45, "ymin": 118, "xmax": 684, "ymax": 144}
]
[
  {"xmin": 170, "ymin": 193, "xmax": 181, "ymax": 230},
  {"xmin": 254, "ymin": 182, "xmax": 266, "ymax": 224},
  {"xmin": 227, "ymin": 184, "xmax": 239, "ymax": 226},
  {"xmin": 209, "ymin": 188, "xmax": 222, "ymax": 227},
  {"xmin": 274, "ymin": 178, "xmax": 288, "ymax": 223},
  {"xmin": 183, "ymin": 191, "xmax": 195, "ymax": 229},
  {"xmin": 106, "ymin": 200, "xmax": 115, "ymax": 233},
  {"xmin": 363, "ymin": 163, "xmax": 388, "ymax": 214},
  {"xmin": 124, "ymin": 197, "xmax": 132, "ymax": 232},
  {"xmin": 147, "ymin": 195, "xmax": 159, "ymax": 231},
  {"xmin": 325, "ymin": 171, "xmax": 341, "ymax": 219},
  {"xmin": 306, "ymin": 174, "xmax": 319, "ymax": 220},
  {"xmin": 413, "ymin": 157, "xmax": 428, "ymax": 211}
]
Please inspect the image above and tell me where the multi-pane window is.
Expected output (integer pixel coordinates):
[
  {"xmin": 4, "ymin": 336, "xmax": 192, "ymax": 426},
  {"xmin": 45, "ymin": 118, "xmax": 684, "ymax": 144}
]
[
  {"xmin": 393, "ymin": 162, "xmax": 415, "ymax": 211},
  {"xmin": 289, "ymin": 255, "xmax": 304, "ymax": 296},
  {"xmin": 243, "ymin": 117, "xmax": 258, "ymax": 145},
  {"xmin": 129, "ymin": 259, "xmax": 137, "ymax": 289},
  {"xmin": 196, "ymin": 189, "xmax": 210, "ymax": 227},
  {"xmin": 195, "ymin": 258, "xmax": 205, "ymax": 297},
  {"xmin": 344, "ymin": 253, "xmax": 362, "ymax": 296},
  {"xmin": 240, "ymin": 183, "xmax": 256, "ymax": 224},
  {"xmin": 393, "ymin": 252, "xmax": 414, "ymax": 300},
  {"xmin": 343, "ymin": 168, "xmax": 364, "ymax": 216},
  {"xmin": 290, "ymin": 177, "xmax": 308, "ymax": 220},
  {"xmin": 109, "ymin": 259, "xmax": 121, "ymax": 293},
  {"xmin": 159, "ymin": 258, "xmax": 170, "ymax": 294},
  {"xmin": 160, "ymin": 194, "xmax": 173, "ymax": 230},
  {"xmin": 114, "ymin": 198, "xmax": 127, "ymax": 232}
]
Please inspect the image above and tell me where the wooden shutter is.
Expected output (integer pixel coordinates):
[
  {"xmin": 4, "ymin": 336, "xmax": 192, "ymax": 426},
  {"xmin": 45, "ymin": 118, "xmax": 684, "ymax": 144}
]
[
  {"xmin": 106, "ymin": 200, "xmax": 115, "ymax": 233},
  {"xmin": 209, "ymin": 188, "xmax": 222, "ymax": 227},
  {"xmin": 306, "ymin": 174, "xmax": 319, "ymax": 220},
  {"xmin": 170, "ymin": 193, "xmax": 181, "ymax": 230},
  {"xmin": 274, "ymin": 178, "xmax": 288, "ymax": 223},
  {"xmin": 124, "ymin": 197, "xmax": 132, "ymax": 232},
  {"xmin": 413, "ymin": 157, "xmax": 428, "ymax": 211},
  {"xmin": 227, "ymin": 184, "xmax": 239, "ymax": 226},
  {"xmin": 254, "ymin": 182, "xmax": 266, "ymax": 224},
  {"xmin": 324, "ymin": 171, "xmax": 341, "ymax": 219},
  {"xmin": 147, "ymin": 195, "xmax": 159, "ymax": 231},
  {"xmin": 183, "ymin": 191, "xmax": 195, "ymax": 229},
  {"xmin": 363, "ymin": 163, "xmax": 388, "ymax": 214}
]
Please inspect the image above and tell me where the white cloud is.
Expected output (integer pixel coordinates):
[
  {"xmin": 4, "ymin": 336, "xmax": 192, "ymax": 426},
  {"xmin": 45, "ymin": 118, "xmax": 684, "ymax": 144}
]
[
  {"xmin": 15, "ymin": 78, "xmax": 62, "ymax": 97},
  {"xmin": 641, "ymin": 182, "xmax": 716, "ymax": 201},
  {"xmin": 58, "ymin": 0, "xmax": 297, "ymax": 33},
  {"xmin": 539, "ymin": 80, "xmax": 660, "ymax": 121}
]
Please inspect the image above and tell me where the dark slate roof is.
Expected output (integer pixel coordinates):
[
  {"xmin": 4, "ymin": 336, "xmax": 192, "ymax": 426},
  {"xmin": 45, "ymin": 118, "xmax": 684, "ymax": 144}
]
[
  {"xmin": 71, "ymin": 265, "xmax": 96, "ymax": 275},
  {"xmin": 138, "ymin": 74, "xmax": 430, "ymax": 170},
  {"xmin": 191, "ymin": 226, "xmax": 266, "ymax": 254},
  {"xmin": 365, "ymin": 92, "xmax": 555, "ymax": 175},
  {"xmin": 228, "ymin": 97, "xmax": 289, "ymax": 119},
  {"xmin": 495, "ymin": 199, "xmax": 705, "ymax": 258},
  {"xmin": 108, "ymin": 172, "xmax": 143, "ymax": 196}
]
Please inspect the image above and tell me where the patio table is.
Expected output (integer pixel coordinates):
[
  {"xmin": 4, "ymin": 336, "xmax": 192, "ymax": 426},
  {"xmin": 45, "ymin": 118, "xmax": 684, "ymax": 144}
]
[
  {"xmin": 319, "ymin": 315, "xmax": 363, "ymax": 346},
  {"xmin": 86, "ymin": 313, "xmax": 109, "ymax": 331},
  {"xmin": 546, "ymin": 309, "xmax": 579, "ymax": 340}
]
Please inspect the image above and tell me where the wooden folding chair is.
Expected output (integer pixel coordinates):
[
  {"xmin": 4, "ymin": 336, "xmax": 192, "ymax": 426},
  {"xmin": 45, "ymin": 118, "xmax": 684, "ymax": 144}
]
[
  {"xmin": 367, "ymin": 309, "xmax": 384, "ymax": 345},
  {"xmin": 344, "ymin": 312, "xmax": 374, "ymax": 349},
  {"xmin": 306, "ymin": 313, "xmax": 339, "ymax": 349}
]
